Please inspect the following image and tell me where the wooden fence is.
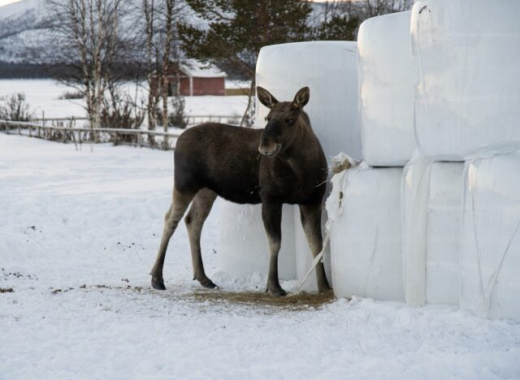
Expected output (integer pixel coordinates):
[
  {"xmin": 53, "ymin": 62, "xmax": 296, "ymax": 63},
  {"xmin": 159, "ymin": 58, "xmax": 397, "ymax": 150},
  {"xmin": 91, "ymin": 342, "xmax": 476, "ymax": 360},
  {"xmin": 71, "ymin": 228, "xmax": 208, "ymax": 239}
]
[
  {"xmin": 33, "ymin": 115, "xmax": 241, "ymax": 128},
  {"xmin": 0, "ymin": 120, "xmax": 183, "ymax": 150}
]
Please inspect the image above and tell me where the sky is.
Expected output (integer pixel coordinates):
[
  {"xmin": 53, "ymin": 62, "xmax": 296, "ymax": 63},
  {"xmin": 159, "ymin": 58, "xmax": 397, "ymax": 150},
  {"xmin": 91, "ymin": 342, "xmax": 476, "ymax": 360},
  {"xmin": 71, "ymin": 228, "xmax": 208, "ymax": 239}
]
[{"xmin": 0, "ymin": 0, "xmax": 21, "ymax": 6}]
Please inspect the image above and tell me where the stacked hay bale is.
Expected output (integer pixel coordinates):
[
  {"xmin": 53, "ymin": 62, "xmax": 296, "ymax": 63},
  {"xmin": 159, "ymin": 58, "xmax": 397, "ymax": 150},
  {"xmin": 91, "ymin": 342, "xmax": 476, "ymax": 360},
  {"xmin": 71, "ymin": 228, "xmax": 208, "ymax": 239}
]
[
  {"xmin": 411, "ymin": 0, "xmax": 520, "ymax": 319},
  {"xmin": 328, "ymin": 11, "xmax": 413, "ymax": 302},
  {"xmin": 330, "ymin": 0, "xmax": 520, "ymax": 321}
]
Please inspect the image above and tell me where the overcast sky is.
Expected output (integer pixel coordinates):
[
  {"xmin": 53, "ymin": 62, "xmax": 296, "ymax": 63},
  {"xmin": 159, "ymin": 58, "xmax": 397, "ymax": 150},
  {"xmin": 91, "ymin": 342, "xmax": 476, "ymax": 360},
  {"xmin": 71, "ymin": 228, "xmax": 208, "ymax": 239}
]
[{"xmin": 0, "ymin": 0, "xmax": 21, "ymax": 6}]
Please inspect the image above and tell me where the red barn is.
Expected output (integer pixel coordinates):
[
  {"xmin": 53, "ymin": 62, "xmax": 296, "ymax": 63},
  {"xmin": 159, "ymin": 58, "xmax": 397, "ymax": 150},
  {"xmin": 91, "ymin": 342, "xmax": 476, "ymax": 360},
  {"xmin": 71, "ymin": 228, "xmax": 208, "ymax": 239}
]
[{"xmin": 151, "ymin": 59, "xmax": 227, "ymax": 96}]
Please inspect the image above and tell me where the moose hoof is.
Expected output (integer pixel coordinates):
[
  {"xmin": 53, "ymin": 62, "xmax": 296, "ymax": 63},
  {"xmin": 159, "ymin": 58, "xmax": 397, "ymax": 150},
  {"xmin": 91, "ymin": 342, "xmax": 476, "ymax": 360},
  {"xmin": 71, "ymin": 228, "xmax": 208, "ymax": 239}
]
[
  {"xmin": 318, "ymin": 286, "xmax": 333, "ymax": 295},
  {"xmin": 318, "ymin": 283, "xmax": 332, "ymax": 294},
  {"xmin": 196, "ymin": 277, "xmax": 218, "ymax": 289},
  {"xmin": 151, "ymin": 277, "xmax": 166, "ymax": 290},
  {"xmin": 268, "ymin": 286, "xmax": 287, "ymax": 297}
]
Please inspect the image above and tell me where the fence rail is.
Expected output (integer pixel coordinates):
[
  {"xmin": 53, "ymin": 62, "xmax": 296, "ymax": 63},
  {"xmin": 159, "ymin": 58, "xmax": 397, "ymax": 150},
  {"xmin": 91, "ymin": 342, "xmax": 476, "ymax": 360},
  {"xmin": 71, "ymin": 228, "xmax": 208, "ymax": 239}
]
[
  {"xmin": 32, "ymin": 114, "xmax": 241, "ymax": 127},
  {"xmin": 0, "ymin": 120, "xmax": 183, "ymax": 150}
]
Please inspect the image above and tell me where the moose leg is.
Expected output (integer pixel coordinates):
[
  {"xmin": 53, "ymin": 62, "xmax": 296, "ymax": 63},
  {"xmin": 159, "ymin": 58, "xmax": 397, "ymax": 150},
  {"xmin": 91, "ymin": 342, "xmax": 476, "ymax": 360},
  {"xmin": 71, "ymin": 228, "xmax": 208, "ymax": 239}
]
[
  {"xmin": 151, "ymin": 188, "xmax": 196, "ymax": 290},
  {"xmin": 299, "ymin": 204, "xmax": 332, "ymax": 293},
  {"xmin": 261, "ymin": 202, "xmax": 287, "ymax": 296},
  {"xmin": 184, "ymin": 188, "xmax": 218, "ymax": 289}
]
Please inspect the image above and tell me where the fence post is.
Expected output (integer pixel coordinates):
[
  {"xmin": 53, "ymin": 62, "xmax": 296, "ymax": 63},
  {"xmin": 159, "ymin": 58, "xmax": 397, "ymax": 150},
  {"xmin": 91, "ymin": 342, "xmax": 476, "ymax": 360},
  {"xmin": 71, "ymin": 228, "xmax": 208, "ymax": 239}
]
[{"xmin": 137, "ymin": 132, "xmax": 143, "ymax": 148}]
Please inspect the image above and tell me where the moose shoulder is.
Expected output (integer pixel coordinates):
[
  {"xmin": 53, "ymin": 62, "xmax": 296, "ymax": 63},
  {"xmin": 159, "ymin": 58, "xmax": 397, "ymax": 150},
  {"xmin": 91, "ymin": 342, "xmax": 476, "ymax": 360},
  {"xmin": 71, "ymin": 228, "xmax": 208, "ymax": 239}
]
[{"xmin": 150, "ymin": 86, "xmax": 331, "ymax": 296}]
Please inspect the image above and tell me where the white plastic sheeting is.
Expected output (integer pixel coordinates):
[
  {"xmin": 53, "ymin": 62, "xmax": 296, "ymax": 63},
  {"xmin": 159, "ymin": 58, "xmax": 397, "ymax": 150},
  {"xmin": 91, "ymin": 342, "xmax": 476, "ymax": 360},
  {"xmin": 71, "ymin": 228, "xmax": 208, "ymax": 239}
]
[
  {"xmin": 402, "ymin": 155, "xmax": 464, "ymax": 306},
  {"xmin": 327, "ymin": 165, "xmax": 404, "ymax": 301},
  {"xmin": 411, "ymin": 0, "xmax": 520, "ymax": 160},
  {"xmin": 358, "ymin": 11, "xmax": 416, "ymax": 166},
  {"xmin": 460, "ymin": 153, "xmax": 520, "ymax": 321},
  {"xmin": 225, "ymin": 41, "xmax": 360, "ymax": 284},
  {"xmin": 217, "ymin": 201, "xmax": 296, "ymax": 281},
  {"xmin": 256, "ymin": 41, "xmax": 361, "ymax": 161}
]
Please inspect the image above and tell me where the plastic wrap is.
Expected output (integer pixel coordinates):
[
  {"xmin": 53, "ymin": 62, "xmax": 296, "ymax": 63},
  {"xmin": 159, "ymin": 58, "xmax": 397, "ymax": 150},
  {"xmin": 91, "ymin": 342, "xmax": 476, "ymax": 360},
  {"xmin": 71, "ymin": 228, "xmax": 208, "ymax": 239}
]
[
  {"xmin": 411, "ymin": 0, "xmax": 520, "ymax": 160},
  {"xmin": 460, "ymin": 153, "xmax": 520, "ymax": 321},
  {"xmin": 256, "ymin": 41, "xmax": 361, "ymax": 161},
  {"xmin": 217, "ymin": 201, "xmax": 296, "ymax": 281},
  {"xmin": 402, "ymin": 155, "xmax": 464, "ymax": 306},
  {"xmin": 358, "ymin": 11, "xmax": 416, "ymax": 166},
  {"xmin": 255, "ymin": 41, "xmax": 360, "ymax": 287},
  {"xmin": 326, "ymin": 165, "xmax": 404, "ymax": 301}
]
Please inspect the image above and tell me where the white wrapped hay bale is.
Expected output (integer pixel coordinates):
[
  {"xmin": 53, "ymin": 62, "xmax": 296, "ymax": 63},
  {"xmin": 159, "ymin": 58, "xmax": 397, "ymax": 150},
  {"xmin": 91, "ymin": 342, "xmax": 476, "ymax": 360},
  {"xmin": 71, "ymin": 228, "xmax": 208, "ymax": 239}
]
[
  {"xmin": 253, "ymin": 41, "xmax": 360, "ymax": 287},
  {"xmin": 460, "ymin": 153, "xmax": 520, "ymax": 321},
  {"xmin": 326, "ymin": 165, "xmax": 404, "ymax": 301},
  {"xmin": 256, "ymin": 41, "xmax": 361, "ymax": 160},
  {"xmin": 217, "ymin": 201, "xmax": 296, "ymax": 281},
  {"xmin": 358, "ymin": 11, "xmax": 416, "ymax": 166},
  {"xmin": 412, "ymin": 0, "xmax": 520, "ymax": 160},
  {"xmin": 295, "ymin": 154, "xmax": 356, "ymax": 292},
  {"xmin": 402, "ymin": 156, "xmax": 464, "ymax": 306}
]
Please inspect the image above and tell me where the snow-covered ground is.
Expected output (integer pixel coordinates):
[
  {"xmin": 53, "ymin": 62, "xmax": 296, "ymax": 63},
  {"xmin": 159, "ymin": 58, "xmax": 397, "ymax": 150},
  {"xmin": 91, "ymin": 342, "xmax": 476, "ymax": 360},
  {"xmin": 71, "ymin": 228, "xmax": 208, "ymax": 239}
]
[
  {"xmin": 1, "ymin": 133, "xmax": 519, "ymax": 380},
  {"xmin": 0, "ymin": 79, "xmax": 249, "ymax": 121}
]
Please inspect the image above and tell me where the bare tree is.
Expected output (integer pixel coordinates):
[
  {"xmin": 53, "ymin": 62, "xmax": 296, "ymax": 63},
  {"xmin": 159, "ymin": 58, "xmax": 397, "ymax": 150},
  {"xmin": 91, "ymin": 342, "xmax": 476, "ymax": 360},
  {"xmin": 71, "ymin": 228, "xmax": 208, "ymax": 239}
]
[
  {"xmin": 138, "ymin": 0, "xmax": 185, "ymax": 148},
  {"xmin": 45, "ymin": 0, "xmax": 130, "ymax": 135},
  {"xmin": 159, "ymin": 0, "xmax": 175, "ymax": 148},
  {"xmin": 142, "ymin": 0, "xmax": 159, "ymax": 146}
]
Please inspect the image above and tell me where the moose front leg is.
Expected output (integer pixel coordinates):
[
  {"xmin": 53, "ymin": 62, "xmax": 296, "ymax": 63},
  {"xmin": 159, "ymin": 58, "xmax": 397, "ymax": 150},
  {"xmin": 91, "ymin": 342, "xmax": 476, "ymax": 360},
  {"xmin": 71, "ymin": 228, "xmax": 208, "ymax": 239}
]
[
  {"xmin": 261, "ymin": 201, "xmax": 287, "ymax": 296},
  {"xmin": 299, "ymin": 203, "xmax": 332, "ymax": 293}
]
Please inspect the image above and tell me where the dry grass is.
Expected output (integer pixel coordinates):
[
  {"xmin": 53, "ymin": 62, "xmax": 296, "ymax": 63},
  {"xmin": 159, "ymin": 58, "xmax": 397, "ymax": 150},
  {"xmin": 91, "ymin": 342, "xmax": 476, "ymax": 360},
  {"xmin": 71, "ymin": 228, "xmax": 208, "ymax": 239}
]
[
  {"xmin": 48, "ymin": 283, "xmax": 338, "ymax": 312},
  {"xmin": 186, "ymin": 289, "xmax": 336, "ymax": 311}
]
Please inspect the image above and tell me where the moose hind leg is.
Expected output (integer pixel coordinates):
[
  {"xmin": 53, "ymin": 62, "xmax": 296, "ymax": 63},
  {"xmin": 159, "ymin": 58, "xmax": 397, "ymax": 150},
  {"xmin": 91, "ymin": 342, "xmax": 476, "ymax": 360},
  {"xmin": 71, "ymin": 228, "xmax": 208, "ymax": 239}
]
[
  {"xmin": 151, "ymin": 188, "xmax": 195, "ymax": 290},
  {"xmin": 299, "ymin": 204, "xmax": 332, "ymax": 293},
  {"xmin": 262, "ymin": 202, "xmax": 287, "ymax": 296},
  {"xmin": 185, "ymin": 188, "xmax": 218, "ymax": 289}
]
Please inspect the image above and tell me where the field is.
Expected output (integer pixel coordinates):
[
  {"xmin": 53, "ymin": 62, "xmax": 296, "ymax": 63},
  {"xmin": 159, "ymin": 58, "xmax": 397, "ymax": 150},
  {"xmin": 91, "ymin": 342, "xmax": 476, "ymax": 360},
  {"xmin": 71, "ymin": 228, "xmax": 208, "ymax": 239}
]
[
  {"xmin": 1, "ymin": 80, "xmax": 520, "ymax": 380},
  {"xmin": 0, "ymin": 79, "xmax": 250, "ymax": 122}
]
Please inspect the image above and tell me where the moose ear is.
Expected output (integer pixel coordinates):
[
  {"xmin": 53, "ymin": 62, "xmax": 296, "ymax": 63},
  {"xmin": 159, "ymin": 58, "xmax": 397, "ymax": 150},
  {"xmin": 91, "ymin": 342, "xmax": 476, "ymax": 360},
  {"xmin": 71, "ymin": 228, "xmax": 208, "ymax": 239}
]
[
  {"xmin": 293, "ymin": 86, "xmax": 310, "ymax": 109},
  {"xmin": 257, "ymin": 86, "xmax": 278, "ymax": 109}
]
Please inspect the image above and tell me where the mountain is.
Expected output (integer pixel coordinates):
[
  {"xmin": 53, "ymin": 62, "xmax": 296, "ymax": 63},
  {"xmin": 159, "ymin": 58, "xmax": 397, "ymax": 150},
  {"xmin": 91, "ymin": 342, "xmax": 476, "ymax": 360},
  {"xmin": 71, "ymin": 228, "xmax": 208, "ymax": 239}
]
[
  {"xmin": 0, "ymin": 0, "xmax": 53, "ymax": 63},
  {"xmin": 0, "ymin": 0, "xmax": 340, "ymax": 71}
]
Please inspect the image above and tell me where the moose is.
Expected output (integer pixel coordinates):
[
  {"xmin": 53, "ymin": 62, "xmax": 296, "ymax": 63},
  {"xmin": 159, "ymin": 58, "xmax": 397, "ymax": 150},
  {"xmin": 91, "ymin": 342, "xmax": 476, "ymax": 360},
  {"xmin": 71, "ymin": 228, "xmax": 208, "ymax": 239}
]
[{"xmin": 150, "ymin": 86, "xmax": 331, "ymax": 296}]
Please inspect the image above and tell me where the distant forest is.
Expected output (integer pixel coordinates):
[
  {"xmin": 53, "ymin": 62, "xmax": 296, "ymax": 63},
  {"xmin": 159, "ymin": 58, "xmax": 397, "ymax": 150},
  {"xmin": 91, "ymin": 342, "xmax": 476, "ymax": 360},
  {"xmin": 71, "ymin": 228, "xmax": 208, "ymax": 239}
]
[
  {"xmin": 0, "ymin": 62, "xmax": 50, "ymax": 78},
  {"xmin": 0, "ymin": 61, "xmax": 145, "ymax": 80}
]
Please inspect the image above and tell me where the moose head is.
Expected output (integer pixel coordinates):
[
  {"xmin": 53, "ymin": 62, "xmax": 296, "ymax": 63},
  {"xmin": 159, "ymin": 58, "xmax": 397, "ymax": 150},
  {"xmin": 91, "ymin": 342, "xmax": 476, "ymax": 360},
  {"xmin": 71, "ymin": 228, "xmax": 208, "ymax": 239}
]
[{"xmin": 256, "ymin": 86, "xmax": 310, "ymax": 157}]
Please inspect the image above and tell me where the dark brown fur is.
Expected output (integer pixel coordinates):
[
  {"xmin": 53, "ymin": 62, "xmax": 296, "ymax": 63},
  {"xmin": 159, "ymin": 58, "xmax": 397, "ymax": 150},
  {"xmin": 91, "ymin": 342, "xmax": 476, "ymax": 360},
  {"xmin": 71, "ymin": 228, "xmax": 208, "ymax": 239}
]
[{"xmin": 150, "ymin": 86, "xmax": 331, "ymax": 296}]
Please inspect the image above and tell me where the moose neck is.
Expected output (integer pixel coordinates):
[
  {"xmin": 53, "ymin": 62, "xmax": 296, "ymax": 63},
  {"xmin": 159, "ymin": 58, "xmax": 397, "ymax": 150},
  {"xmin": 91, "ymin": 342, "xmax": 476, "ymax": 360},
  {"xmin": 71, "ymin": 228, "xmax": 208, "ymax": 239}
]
[{"xmin": 282, "ymin": 114, "xmax": 321, "ymax": 169}]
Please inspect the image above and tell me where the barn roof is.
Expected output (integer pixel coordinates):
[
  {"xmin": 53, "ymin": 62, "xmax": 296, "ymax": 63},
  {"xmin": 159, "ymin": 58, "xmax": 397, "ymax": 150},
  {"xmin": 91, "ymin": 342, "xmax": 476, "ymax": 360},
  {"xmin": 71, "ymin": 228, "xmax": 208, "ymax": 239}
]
[{"xmin": 180, "ymin": 59, "xmax": 227, "ymax": 78}]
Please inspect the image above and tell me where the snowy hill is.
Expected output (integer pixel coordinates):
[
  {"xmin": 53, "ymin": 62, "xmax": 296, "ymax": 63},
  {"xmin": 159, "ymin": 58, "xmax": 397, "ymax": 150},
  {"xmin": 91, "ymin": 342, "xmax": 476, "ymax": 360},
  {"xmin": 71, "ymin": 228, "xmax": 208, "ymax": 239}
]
[{"xmin": 0, "ymin": 0, "xmax": 52, "ymax": 63}]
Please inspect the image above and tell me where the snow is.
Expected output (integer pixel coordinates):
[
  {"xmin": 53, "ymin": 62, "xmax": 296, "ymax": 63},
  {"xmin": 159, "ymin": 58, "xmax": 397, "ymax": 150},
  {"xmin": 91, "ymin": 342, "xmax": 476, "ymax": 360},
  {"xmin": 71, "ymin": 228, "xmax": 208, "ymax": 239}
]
[
  {"xmin": 181, "ymin": 59, "xmax": 227, "ymax": 78},
  {"xmin": 1, "ymin": 133, "xmax": 519, "ymax": 379},
  {"xmin": 0, "ymin": 0, "xmax": 41, "ymax": 22},
  {"xmin": 0, "ymin": 79, "xmax": 249, "ymax": 121}
]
